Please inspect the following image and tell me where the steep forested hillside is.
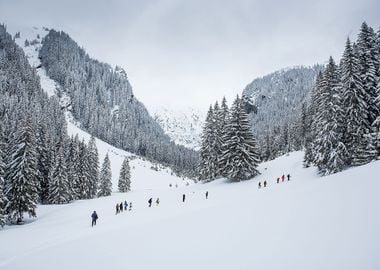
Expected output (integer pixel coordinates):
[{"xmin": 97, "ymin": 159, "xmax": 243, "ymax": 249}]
[
  {"xmin": 242, "ymin": 66, "xmax": 322, "ymax": 159},
  {"xmin": 39, "ymin": 30, "xmax": 198, "ymax": 176}
]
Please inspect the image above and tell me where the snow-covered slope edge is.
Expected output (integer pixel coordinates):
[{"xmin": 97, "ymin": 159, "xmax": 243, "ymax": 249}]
[{"xmin": 10, "ymin": 26, "xmax": 193, "ymax": 191}]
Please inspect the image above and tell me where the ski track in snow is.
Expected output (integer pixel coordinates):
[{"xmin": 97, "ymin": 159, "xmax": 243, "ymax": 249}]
[{"xmin": 1, "ymin": 26, "xmax": 379, "ymax": 270}]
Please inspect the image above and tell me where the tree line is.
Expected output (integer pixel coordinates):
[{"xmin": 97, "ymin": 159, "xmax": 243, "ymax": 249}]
[
  {"xmin": 0, "ymin": 25, "xmax": 131, "ymax": 227},
  {"xmin": 198, "ymin": 96, "xmax": 261, "ymax": 181},
  {"xmin": 304, "ymin": 22, "xmax": 380, "ymax": 174}
]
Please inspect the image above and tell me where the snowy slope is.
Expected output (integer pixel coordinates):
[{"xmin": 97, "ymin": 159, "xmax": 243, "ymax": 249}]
[
  {"xmin": 150, "ymin": 106, "xmax": 206, "ymax": 150},
  {"xmin": 10, "ymin": 25, "xmax": 58, "ymax": 97},
  {"xmin": 9, "ymin": 25, "xmax": 193, "ymax": 191},
  {"xmin": 1, "ymin": 152, "xmax": 379, "ymax": 270}
]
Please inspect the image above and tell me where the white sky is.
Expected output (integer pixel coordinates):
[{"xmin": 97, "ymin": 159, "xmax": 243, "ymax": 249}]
[{"xmin": 1, "ymin": 0, "xmax": 379, "ymax": 110}]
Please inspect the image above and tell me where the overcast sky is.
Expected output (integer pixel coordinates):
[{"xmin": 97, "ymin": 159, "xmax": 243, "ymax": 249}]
[{"xmin": 1, "ymin": 0, "xmax": 379, "ymax": 110}]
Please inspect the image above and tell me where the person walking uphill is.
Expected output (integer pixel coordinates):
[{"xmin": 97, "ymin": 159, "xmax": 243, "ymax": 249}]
[
  {"xmin": 120, "ymin": 202, "xmax": 123, "ymax": 212},
  {"xmin": 206, "ymin": 191, "xmax": 209, "ymax": 199},
  {"xmin": 282, "ymin": 174, "xmax": 285, "ymax": 182},
  {"xmin": 124, "ymin": 201, "xmax": 128, "ymax": 211},
  {"xmin": 156, "ymin": 198, "xmax": 160, "ymax": 206},
  {"xmin": 287, "ymin": 174, "xmax": 291, "ymax": 181},
  {"xmin": 91, "ymin": 211, "xmax": 98, "ymax": 227},
  {"xmin": 148, "ymin": 198, "xmax": 153, "ymax": 207},
  {"xmin": 116, "ymin": 203, "xmax": 120, "ymax": 215},
  {"xmin": 182, "ymin": 194, "xmax": 186, "ymax": 203}
]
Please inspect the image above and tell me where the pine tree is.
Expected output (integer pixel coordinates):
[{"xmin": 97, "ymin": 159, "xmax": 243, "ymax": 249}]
[
  {"xmin": 78, "ymin": 140, "xmax": 91, "ymax": 199},
  {"xmin": 98, "ymin": 153, "xmax": 112, "ymax": 197},
  {"xmin": 313, "ymin": 57, "xmax": 348, "ymax": 174},
  {"xmin": 48, "ymin": 144, "xmax": 71, "ymax": 204},
  {"xmin": 36, "ymin": 121, "xmax": 52, "ymax": 204},
  {"xmin": 5, "ymin": 117, "xmax": 39, "ymax": 223},
  {"xmin": 87, "ymin": 136, "xmax": 99, "ymax": 198},
  {"xmin": 118, "ymin": 157, "xmax": 131, "ymax": 192},
  {"xmin": 218, "ymin": 97, "xmax": 230, "ymax": 175},
  {"xmin": 198, "ymin": 106, "xmax": 215, "ymax": 181},
  {"xmin": 221, "ymin": 95, "xmax": 260, "ymax": 181},
  {"xmin": 357, "ymin": 22, "xmax": 378, "ymax": 125},
  {"xmin": 304, "ymin": 72, "xmax": 323, "ymax": 167},
  {"xmin": 66, "ymin": 135, "xmax": 81, "ymax": 200},
  {"xmin": 0, "ymin": 145, "xmax": 6, "ymax": 228},
  {"xmin": 340, "ymin": 39, "xmax": 370, "ymax": 163}
]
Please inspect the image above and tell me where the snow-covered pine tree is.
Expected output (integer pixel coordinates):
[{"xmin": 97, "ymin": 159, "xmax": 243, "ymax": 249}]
[
  {"xmin": 220, "ymin": 95, "xmax": 260, "ymax": 181},
  {"xmin": 36, "ymin": 121, "xmax": 52, "ymax": 204},
  {"xmin": 209, "ymin": 101, "xmax": 222, "ymax": 179},
  {"xmin": 118, "ymin": 157, "xmax": 131, "ymax": 192},
  {"xmin": 48, "ymin": 144, "xmax": 71, "ymax": 204},
  {"xmin": 340, "ymin": 38, "xmax": 372, "ymax": 165},
  {"xmin": 66, "ymin": 135, "xmax": 81, "ymax": 200},
  {"xmin": 87, "ymin": 136, "xmax": 99, "ymax": 198},
  {"xmin": 314, "ymin": 57, "xmax": 348, "ymax": 174},
  {"xmin": 357, "ymin": 22, "xmax": 379, "ymax": 125},
  {"xmin": 372, "ymin": 78, "xmax": 380, "ymax": 157},
  {"xmin": 78, "ymin": 140, "xmax": 91, "ymax": 199},
  {"xmin": 198, "ymin": 106, "xmax": 215, "ymax": 181},
  {"xmin": 98, "ymin": 153, "xmax": 112, "ymax": 197},
  {"xmin": 218, "ymin": 97, "xmax": 230, "ymax": 176},
  {"xmin": 5, "ymin": 116, "xmax": 39, "ymax": 223},
  {"xmin": 304, "ymin": 72, "xmax": 323, "ymax": 167},
  {"xmin": 0, "ymin": 142, "xmax": 6, "ymax": 228}
]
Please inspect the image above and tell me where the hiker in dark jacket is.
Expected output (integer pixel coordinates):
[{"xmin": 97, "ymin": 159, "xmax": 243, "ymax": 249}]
[
  {"xmin": 119, "ymin": 202, "xmax": 123, "ymax": 212},
  {"xmin": 182, "ymin": 194, "xmax": 186, "ymax": 202},
  {"xmin": 258, "ymin": 182, "xmax": 262, "ymax": 189},
  {"xmin": 91, "ymin": 211, "xmax": 98, "ymax": 227},
  {"xmin": 124, "ymin": 201, "xmax": 128, "ymax": 210},
  {"xmin": 156, "ymin": 198, "xmax": 160, "ymax": 206},
  {"xmin": 264, "ymin": 180, "xmax": 267, "ymax": 187},
  {"xmin": 287, "ymin": 174, "xmax": 291, "ymax": 181},
  {"xmin": 206, "ymin": 191, "xmax": 209, "ymax": 199},
  {"xmin": 116, "ymin": 203, "xmax": 119, "ymax": 214},
  {"xmin": 148, "ymin": 198, "xmax": 153, "ymax": 207}
]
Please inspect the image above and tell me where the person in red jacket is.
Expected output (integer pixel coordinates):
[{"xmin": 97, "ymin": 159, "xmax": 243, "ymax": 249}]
[{"xmin": 281, "ymin": 174, "xmax": 285, "ymax": 182}]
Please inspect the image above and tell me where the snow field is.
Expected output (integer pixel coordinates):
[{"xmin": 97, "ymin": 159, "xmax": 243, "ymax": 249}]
[{"xmin": 1, "ymin": 152, "xmax": 379, "ymax": 270}]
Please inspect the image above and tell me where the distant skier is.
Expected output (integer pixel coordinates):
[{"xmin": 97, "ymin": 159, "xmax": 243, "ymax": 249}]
[
  {"xmin": 156, "ymin": 198, "xmax": 160, "ymax": 206},
  {"xmin": 182, "ymin": 194, "xmax": 186, "ymax": 202},
  {"xmin": 148, "ymin": 198, "xmax": 153, "ymax": 207},
  {"xmin": 277, "ymin": 177, "xmax": 280, "ymax": 184},
  {"xmin": 119, "ymin": 202, "xmax": 123, "ymax": 212},
  {"xmin": 206, "ymin": 191, "xmax": 209, "ymax": 199},
  {"xmin": 264, "ymin": 180, "xmax": 267, "ymax": 187},
  {"xmin": 258, "ymin": 182, "xmax": 262, "ymax": 189},
  {"xmin": 91, "ymin": 211, "xmax": 98, "ymax": 227},
  {"xmin": 116, "ymin": 203, "xmax": 120, "ymax": 214},
  {"xmin": 281, "ymin": 175, "xmax": 285, "ymax": 182},
  {"xmin": 124, "ymin": 201, "xmax": 128, "ymax": 211},
  {"xmin": 129, "ymin": 202, "xmax": 132, "ymax": 211},
  {"xmin": 287, "ymin": 174, "xmax": 291, "ymax": 181}
]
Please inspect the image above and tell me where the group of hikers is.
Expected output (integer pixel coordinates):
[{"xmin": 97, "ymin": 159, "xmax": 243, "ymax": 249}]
[
  {"xmin": 91, "ymin": 191, "xmax": 209, "ymax": 227},
  {"xmin": 116, "ymin": 201, "xmax": 132, "ymax": 214},
  {"xmin": 258, "ymin": 174, "xmax": 291, "ymax": 189}
]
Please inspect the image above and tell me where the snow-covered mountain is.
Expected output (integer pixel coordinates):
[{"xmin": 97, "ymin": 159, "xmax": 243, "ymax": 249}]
[
  {"xmin": 7, "ymin": 25, "xmax": 198, "ymax": 176},
  {"xmin": 150, "ymin": 106, "xmax": 206, "ymax": 150},
  {"xmin": 7, "ymin": 25, "xmax": 194, "ymax": 189}
]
